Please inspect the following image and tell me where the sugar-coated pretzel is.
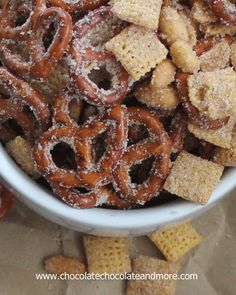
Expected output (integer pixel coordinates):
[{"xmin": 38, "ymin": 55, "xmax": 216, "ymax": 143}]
[
  {"xmin": 34, "ymin": 104, "xmax": 128, "ymax": 188},
  {"xmin": 195, "ymin": 35, "xmax": 233, "ymax": 56},
  {"xmin": 53, "ymin": 89, "xmax": 83, "ymax": 126},
  {"xmin": 69, "ymin": 6, "xmax": 130, "ymax": 106},
  {"xmin": 70, "ymin": 47, "xmax": 130, "ymax": 106},
  {"xmin": 72, "ymin": 6, "xmax": 125, "ymax": 47},
  {"xmin": 0, "ymin": 67, "xmax": 51, "ymax": 133},
  {"xmin": 176, "ymin": 72, "xmax": 230, "ymax": 130},
  {"xmin": 113, "ymin": 107, "xmax": 172, "ymax": 205},
  {"xmin": 48, "ymin": 0, "xmax": 109, "ymax": 14},
  {"xmin": 29, "ymin": 7, "xmax": 73, "ymax": 79},
  {"xmin": 52, "ymin": 185, "xmax": 131, "ymax": 209},
  {"xmin": 0, "ymin": 7, "xmax": 73, "ymax": 79},
  {"xmin": 0, "ymin": 183, "xmax": 14, "ymax": 220},
  {"xmin": 0, "ymin": 0, "xmax": 46, "ymax": 40},
  {"xmin": 0, "ymin": 96, "xmax": 36, "ymax": 141},
  {"xmin": 169, "ymin": 111, "xmax": 188, "ymax": 154},
  {"xmin": 208, "ymin": 0, "xmax": 236, "ymax": 25}
]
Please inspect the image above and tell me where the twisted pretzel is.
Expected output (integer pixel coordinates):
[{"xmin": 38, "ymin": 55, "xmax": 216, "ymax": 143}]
[
  {"xmin": 0, "ymin": 184, "xmax": 14, "ymax": 220},
  {"xmin": 176, "ymin": 72, "xmax": 230, "ymax": 130},
  {"xmin": 0, "ymin": 0, "xmax": 46, "ymax": 40},
  {"xmin": 0, "ymin": 68, "xmax": 51, "ymax": 135},
  {"xmin": 0, "ymin": 7, "xmax": 73, "ymax": 79},
  {"xmin": 52, "ymin": 185, "xmax": 131, "ymax": 209},
  {"xmin": 48, "ymin": 0, "xmax": 109, "ymax": 14},
  {"xmin": 34, "ymin": 104, "xmax": 128, "ymax": 188},
  {"xmin": 113, "ymin": 107, "xmax": 172, "ymax": 205},
  {"xmin": 0, "ymin": 97, "xmax": 37, "ymax": 141},
  {"xmin": 208, "ymin": 0, "xmax": 236, "ymax": 25},
  {"xmin": 69, "ymin": 7, "xmax": 129, "ymax": 106}
]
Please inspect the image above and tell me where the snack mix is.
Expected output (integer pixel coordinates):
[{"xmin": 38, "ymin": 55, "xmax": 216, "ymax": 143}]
[{"xmin": 0, "ymin": 0, "xmax": 236, "ymax": 210}]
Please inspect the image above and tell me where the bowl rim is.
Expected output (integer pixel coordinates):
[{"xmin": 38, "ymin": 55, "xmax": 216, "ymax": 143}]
[{"xmin": 1, "ymin": 144, "xmax": 236, "ymax": 231}]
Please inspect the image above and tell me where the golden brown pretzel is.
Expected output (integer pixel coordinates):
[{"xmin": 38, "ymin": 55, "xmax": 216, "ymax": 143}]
[
  {"xmin": 176, "ymin": 72, "xmax": 230, "ymax": 130},
  {"xmin": 34, "ymin": 104, "xmax": 128, "ymax": 188},
  {"xmin": 48, "ymin": 0, "xmax": 109, "ymax": 14},
  {"xmin": 69, "ymin": 6, "xmax": 130, "ymax": 106},
  {"xmin": 0, "ymin": 67, "xmax": 51, "ymax": 134},
  {"xmin": 0, "ymin": 184, "xmax": 14, "ymax": 220},
  {"xmin": 52, "ymin": 185, "xmax": 131, "ymax": 209},
  {"xmin": 0, "ymin": 0, "xmax": 46, "ymax": 40},
  {"xmin": 0, "ymin": 7, "xmax": 73, "ymax": 80},
  {"xmin": 0, "ymin": 97, "xmax": 36, "ymax": 141},
  {"xmin": 113, "ymin": 107, "xmax": 172, "ymax": 205}
]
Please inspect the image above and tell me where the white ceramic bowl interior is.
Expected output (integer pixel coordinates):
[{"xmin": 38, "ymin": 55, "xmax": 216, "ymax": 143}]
[{"xmin": 0, "ymin": 144, "xmax": 236, "ymax": 236}]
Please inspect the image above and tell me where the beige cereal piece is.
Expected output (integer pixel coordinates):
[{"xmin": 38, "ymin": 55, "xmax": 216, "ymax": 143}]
[
  {"xmin": 202, "ymin": 23, "xmax": 236, "ymax": 37},
  {"xmin": 164, "ymin": 151, "xmax": 224, "ymax": 205},
  {"xmin": 135, "ymin": 82, "xmax": 180, "ymax": 110},
  {"xmin": 191, "ymin": 0, "xmax": 217, "ymax": 24},
  {"xmin": 113, "ymin": 0, "xmax": 162, "ymax": 30},
  {"xmin": 214, "ymin": 132, "xmax": 236, "ymax": 166},
  {"xmin": 188, "ymin": 117, "xmax": 235, "ymax": 149},
  {"xmin": 200, "ymin": 41, "xmax": 231, "ymax": 72},
  {"xmin": 170, "ymin": 40, "xmax": 200, "ymax": 73},
  {"xmin": 44, "ymin": 255, "xmax": 85, "ymax": 275},
  {"xmin": 83, "ymin": 236, "xmax": 131, "ymax": 274},
  {"xmin": 106, "ymin": 25, "xmax": 168, "ymax": 81},
  {"xmin": 127, "ymin": 255, "xmax": 180, "ymax": 295},
  {"xmin": 231, "ymin": 42, "xmax": 236, "ymax": 70},
  {"xmin": 179, "ymin": 9, "xmax": 198, "ymax": 47},
  {"xmin": 148, "ymin": 223, "xmax": 202, "ymax": 261},
  {"xmin": 151, "ymin": 59, "xmax": 176, "ymax": 89},
  {"xmin": 6, "ymin": 136, "xmax": 38, "ymax": 176},
  {"xmin": 188, "ymin": 68, "xmax": 236, "ymax": 120},
  {"xmin": 159, "ymin": 6, "xmax": 189, "ymax": 45}
]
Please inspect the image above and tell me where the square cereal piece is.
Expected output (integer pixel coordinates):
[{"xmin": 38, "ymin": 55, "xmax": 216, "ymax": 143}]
[
  {"xmin": 105, "ymin": 25, "xmax": 168, "ymax": 81},
  {"xmin": 164, "ymin": 151, "xmax": 224, "ymax": 205},
  {"xmin": 83, "ymin": 236, "xmax": 131, "ymax": 274},
  {"xmin": 188, "ymin": 116, "xmax": 235, "ymax": 149},
  {"xmin": 127, "ymin": 255, "xmax": 180, "ymax": 295},
  {"xmin": 188, "ymin": 68, "xmax": 236, "ymax": 120},
  {"xmin": 148, "ymin": 223, "xmax": 202, "ymax": 261},
  {"xmin": 214, "ymin": 132, "xmax": 236, "ymax": 166},
  {"xmin": 113, "ymin": 0, "xmax": 162, "ymax": 30}
]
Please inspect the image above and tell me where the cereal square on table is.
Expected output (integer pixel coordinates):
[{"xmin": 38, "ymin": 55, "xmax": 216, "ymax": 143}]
[
  {"xmin": 105, "ymin": 25, "xmax": 168, "ymax": 81},
  {"xmin": 127, "ymin": 255, "xmax": 180, "ymax": 295},
  {"xmin": 164, "ymin": 151, "xmax": 224, "ymax": 205},
  {"xmin": 83, "ymin": 236, "xmax": 131, "ymax": 274},
  {"xmin": 113, "ymin": 0, "xmax": 163, "ymax": 30},
  {"xmin": 148, "ymin": 223, "xmax": 202, "ymax": 261}
]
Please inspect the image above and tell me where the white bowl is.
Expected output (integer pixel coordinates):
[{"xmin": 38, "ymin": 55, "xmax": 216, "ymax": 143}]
[{"xmin": 0, "ymin": 144, "xmax": 235, "ymax": 236}]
